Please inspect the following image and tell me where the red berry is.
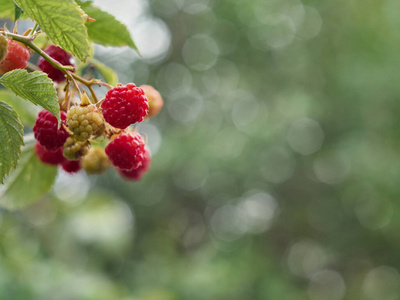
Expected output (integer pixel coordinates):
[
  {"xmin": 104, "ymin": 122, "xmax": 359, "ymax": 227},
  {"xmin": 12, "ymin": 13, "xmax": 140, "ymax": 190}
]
[
  {"xmin": 0, "ymin": 40, "xmax": 30, "ymax": 74},
  {"xmin": 105, "ymin": 133, "xmax": 146, "ymax": 170},
  {"xmin": 33, "ymin": 110, "xmax": 69, "ymax": 151},
  {"xmin": 35, "ymin": 142, "xmax": 65, "ymax": 165},
  {"xmin": 38, "ymin": 45, "xmax": 74, "ymax": 82},
  {"xmin": 118, "ymin": 147, "xmax": 151, "ymax": 181},
  {"xmin": 101, "ymin": 83, "xmax": 149, "ymax": 129},
  {"xmin": 61, "ymin": 159, "xmax": 81, "ymax": 173}
]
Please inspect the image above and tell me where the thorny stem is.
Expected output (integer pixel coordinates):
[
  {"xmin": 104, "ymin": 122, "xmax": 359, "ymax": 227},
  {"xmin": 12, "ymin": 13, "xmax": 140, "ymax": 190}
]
[{"xmin": 4, "ymin": 31, "xmax": 113, "ymax": 104}]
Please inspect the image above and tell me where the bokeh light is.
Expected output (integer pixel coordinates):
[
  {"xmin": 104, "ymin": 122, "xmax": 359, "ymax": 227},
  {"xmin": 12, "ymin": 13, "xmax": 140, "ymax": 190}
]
[{"xmin": 1, "ymin": 0, "xmax": 400, "ymax": 298}]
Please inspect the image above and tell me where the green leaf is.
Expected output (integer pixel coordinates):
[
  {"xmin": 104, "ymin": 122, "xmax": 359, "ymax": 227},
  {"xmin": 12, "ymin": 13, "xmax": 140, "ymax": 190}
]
[
  {"xmin": 14, "ymin": 4, "xmax": 23, "ymax": 21},
  {"xmin": 0, "ymin": 89, "xmax": 39, "ymax": 126},
  {"xmin": 89, "ymin": 58, "xmax": 118, "ymax": 86},
  {"xmin": 0, "ymin": 0, "xmax": 14, "ymax": 19},
  {"xmin": 0, "ymin": 101, "xmax": 24, "ymax": 184},
  {"xmin": 0, "ymin": 135, "xmax": 57, "ymax": 210},
  {"xmin": 0, "ymin": 69, "xmax": 60, "ymax": 121},
  {"xmin": 13, "ymin": 0, "xmax": 90, "ymax": 61},
  {"xmin": 78, "ymin": 1, "xmax": 138, "ymax": 50}
]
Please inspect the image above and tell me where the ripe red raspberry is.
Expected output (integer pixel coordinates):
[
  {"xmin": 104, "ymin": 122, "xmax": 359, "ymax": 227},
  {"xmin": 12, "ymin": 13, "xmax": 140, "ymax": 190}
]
[
  {"xmin": 38, "ymin": 45, "xmax": 74, "ymax": 82},
  {"xmin": 35, "ymin": 142, "xmax": 65, "ymax": 165},
  {"xmin": 118, "ymin": 147, "xmax": 151, "ymax": 181},
  {"xmin": 105, "ymin": 133, "xmax": 146, "ymax": 170},
  {"xmin": 67, "ymin": 104, "xmax": 104, "ymax": 141},
  {"xmin": 101, "ymin": 83, "xmax": 149, "ymax": 129},
  {"xmin": 61, "ymin": 159, "xmax": 81, "ymax": 173},
  {"xmin": 0, "ymin": 40, "xmax": 30, "ymax": 74},
  {"xmin": 33, "ymin": 110, "xmax": 69, "ymax": 151},
  {"xmin": 140, "ymin": 85, "xmax": 163, "ymax": 118},
  {"xmin": 0, "ymin": 35, "xmax": 8, "ymax": 63}
]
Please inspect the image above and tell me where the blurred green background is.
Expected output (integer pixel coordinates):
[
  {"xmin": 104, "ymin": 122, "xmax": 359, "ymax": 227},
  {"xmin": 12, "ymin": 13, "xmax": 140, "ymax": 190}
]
[{"xmin": 2, "ymin": 0, "xmax": 400, "ymax": 299}]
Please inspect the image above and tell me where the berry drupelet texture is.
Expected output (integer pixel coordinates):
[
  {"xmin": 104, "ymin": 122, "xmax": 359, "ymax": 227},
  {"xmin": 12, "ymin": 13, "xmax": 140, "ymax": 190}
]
[
  {"xmin": 101, "ymin": 83, "xmax": 149, "ymax": 129},
  {"xmin": 63, "ymin": 136, "xmax": 90, "ymax": 160},
  {"xmin": 38, "ymin": 45, "xmax": 74, "ymax": 82},
  {"xmin": 0, "ymin": 40, "xmax": 30, "ymax": 74},
  {"xmin": 105, "ymin": 133, "xmax": 146, "ymax": 170},
  {"xmin": 61, "ymin": 159, "xmax": 81, "ymax": 173},
  {"xmin": 118, "ymin": 147, "xmax": 151, "ymax": 181},
  {"xmin": 67, "ymin": 104, "xmax": 104, "ymax": 141},
  {"xmin": 33, "ymin": 110, "xmax": 69, "ymax": 151},
  {"xmin": 35, "ymin": 142, "xmax": 65, "ymax": 165}
]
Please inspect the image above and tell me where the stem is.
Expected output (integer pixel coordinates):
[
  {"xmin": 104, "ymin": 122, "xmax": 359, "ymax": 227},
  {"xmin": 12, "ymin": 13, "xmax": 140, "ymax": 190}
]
[
  {"xmin": 68, "ymin": 74, "xmax": 82, "ymax": 99},
  {"xmin": 5, "ymin": 32, "xmax": 113, "ymax": 104},
  {"xmin": 28, "ymin": 22, "xmax": 39, "ymax": 37},
  {"xmin": 6, "ymin": 32, "xmax": 74, "ymax": 72},
  {"xmin": 88, "ymin": 84, "xmax": 98, "ymax": 103}
]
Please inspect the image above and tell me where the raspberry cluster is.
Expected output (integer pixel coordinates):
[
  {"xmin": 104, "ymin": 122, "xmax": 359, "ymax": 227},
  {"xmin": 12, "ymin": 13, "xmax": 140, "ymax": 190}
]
[{"xmin": 32, "ymin": 45, "xmax": 161, "ymax": 180}]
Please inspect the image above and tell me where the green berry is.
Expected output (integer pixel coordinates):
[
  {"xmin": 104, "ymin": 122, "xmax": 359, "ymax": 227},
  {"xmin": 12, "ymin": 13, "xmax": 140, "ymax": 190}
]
[
  {"xmin": 63, "ymin": 136, "xmax": 90, "ymax": 160},
  {"xmin": 67, "ymin": 104, "xmax": 104, "ymax": 141},
  {"xmin": 81, "ymin": 147, "xmax": 110, "ymax": 174}
]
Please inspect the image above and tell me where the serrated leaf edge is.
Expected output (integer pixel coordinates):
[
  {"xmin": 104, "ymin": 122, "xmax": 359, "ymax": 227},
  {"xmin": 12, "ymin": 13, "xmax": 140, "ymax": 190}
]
[{"xmin": 0, "ymin": 101, "xmax": 24, "ymax": 184}]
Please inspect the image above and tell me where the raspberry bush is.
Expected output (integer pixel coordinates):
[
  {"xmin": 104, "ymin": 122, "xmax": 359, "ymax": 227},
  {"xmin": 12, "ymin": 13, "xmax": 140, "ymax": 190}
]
[{"xmin": 0, "ymin": 0, "xmax": 164, "ymax": 210}]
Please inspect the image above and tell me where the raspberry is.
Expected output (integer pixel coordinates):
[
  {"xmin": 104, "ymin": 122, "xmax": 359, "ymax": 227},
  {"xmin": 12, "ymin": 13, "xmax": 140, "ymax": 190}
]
[
  {"xmin": 140, "ymin": 85, "xmax": 163, "ymax": 118},
  {"xmin": 63, "ymin": 136, "xmax": 90, "ymax": 160},
  {"xmin": 0, "ymin": 40, "xmax": 30, "ymax": 74},
  {"xmin": 33, "ymin": 110, "xmax": 69, "ymax": 151},
  {"xmin": 35, "ymin": 142, "xmax": 65, "ymax": 165},
  {"xmin": 0, "ymin": 35, "xmax": 8, "ymax": 63},
  {"xmin": 67, "ymin": 104, "xmax": 104, "ymax": 141},
  {"xmin": 81, "ymin": 147, "xmax": 110, "ymax": 174},
  {"xmin": 61, "ymin": 159, "xmax": 81, "ymax": 173},
  {"xmin": 105, "ymin": 133, "xmax": 145, "ymax": 170},
  {"xmin": 38, "ymin": 45, "xmax": 74, "ymax": 82},
  {"xmin": 118, "ymin": 147, "xmax": 151, "ymax": 181},
  {"xmin": 101, "ymin": 83, "xmax": 149, "ymax": 129}
]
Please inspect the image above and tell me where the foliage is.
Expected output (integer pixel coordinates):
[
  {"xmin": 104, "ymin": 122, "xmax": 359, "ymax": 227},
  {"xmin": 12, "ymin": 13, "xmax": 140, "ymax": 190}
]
[
  {"xmin": 1, "ymin": 0, "xmax": 399, "ymax": 299},
  {"xmin": 0, "ymin": 0, "xmax": 139, "ymax": 204}
]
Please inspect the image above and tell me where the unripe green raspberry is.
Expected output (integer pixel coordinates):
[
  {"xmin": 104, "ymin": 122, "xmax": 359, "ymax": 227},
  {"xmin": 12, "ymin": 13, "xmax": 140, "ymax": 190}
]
[
  {"xmin": 63, "ymin": 136, "xmax": 90, "ymax": 160},
  {"xmin": 0, "ymin": 35, "xmax": 7, "ymax": 63},
  {"xmin": 67, "ymin": 104, "xmax": 104, "ymax": 141},
  {"xmin": 81, "ymin": 147, "xmax": 110, "ymax": 174}
]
